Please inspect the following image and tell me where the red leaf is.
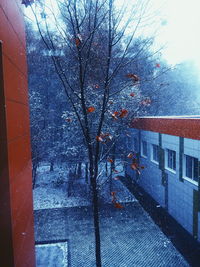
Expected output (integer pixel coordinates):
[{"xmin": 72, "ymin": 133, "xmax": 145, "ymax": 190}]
[
  {"xmin": 65, "ymin": 118, "xmax": 72, "ymax": 122},
  {"xmin": 156, "ymin": 63, "xmax": 160, "ymax": 68},
  {"xmin": 87, "ymin": 106, "xmax": 95, "ymax": 113},
  {"xmin": 96, "ymin": 136, "xmax": 103, "ymax": 142},
  {"xmin": 107, "ymin": 158, "xmax": 114, "ymax": 163},
  {"xmin": 130, "ymin": 92, "xmax": 135, "ymax": 97},
  {"xmin": 114, "ymin": 202, "xmax": 124, "ymax": 209},
  {"xmin": 111, "ymin": 191, "xmax": 116, "ymax": 196},
  {"xmin": 126, "ymin": 73, "xmax": 139, "ymax": 82},
  {"xmin": 112, "ymin": 111, "xmax": 119, "ymax": 120},
  {"xmin": 127, "ymin": 153, "xmax": 133, "ymax": 158},
  {"xmin": 131, "ymin": 162, "xmax": 138, "ymax": 170},
  {"xmin": 119, "ymin": 109, "xmax": 128, "ymax": 118},
  {"xmin": 75, "ymin": 38, "xmax": 81, "ymax": 47}
]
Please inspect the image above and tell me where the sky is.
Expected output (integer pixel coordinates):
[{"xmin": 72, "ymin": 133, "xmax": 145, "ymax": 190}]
[
  {"xmin": 152, "ymin": 0, "xmax": 200, "ymax": 68},
  {"xmin": 26, "ymin": 0, "xmax": 200, "ymax": 69},
  {"xmin": 115, "ymin": 0, "xmax": 200, "ymax": 69}
]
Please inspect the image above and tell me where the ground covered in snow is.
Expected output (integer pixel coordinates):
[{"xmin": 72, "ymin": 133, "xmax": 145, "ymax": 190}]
[
  {"xmin": 33, "ymin": 162, "xmax": 189, "ymax": 267},
  {"xmin": 33, "ymin": 161, "xmax": 135, "ymax": 210}
]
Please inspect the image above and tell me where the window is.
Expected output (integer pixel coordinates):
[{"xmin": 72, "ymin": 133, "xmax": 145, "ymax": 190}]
[
  {"xmin": 184, "ymin": 155, "xmax": 198, "ymax": 183},
  {"xmin": 141, "ymin": 140, "xmax": 147, "ymax": 157},
  {"xmin": 151, "ymin": 144, "xmax": 159, "ymax": 163},
  {"xmin": 166, "ymin": 149, "xmax": 176, "ymax": 171}
]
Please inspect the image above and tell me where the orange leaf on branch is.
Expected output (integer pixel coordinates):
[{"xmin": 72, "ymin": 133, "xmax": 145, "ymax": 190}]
[
  {"xmin": 75, "ymin": 38, "xmax": 81, "ymax": 47},
  {"xmin": 111, "ymin": 191, "xmax": 116, "ymax": 196},
  {"xmin": 127, "ymin": 152, "xmax": 133, "ymax": 159},
  {"xmin": 107, "ymin": 158, "xmax": 114, "ymax": 163},
  {"xmin": 87, "ymin": 106, "xmax": 95, "ymax": 113},
  {"xmin": 130, "ymin": 162, "xmax": 139, "ymax": 170},
  {"xmin": 119, "ymin": 109, "xmax": 128, "ymax": 118},
  {"xmin": 130, "ymin": 92, "xmax": 135, "ymax": 97},
  {"xmin": 126, "ymin": 73, "xmax": 139, "ymax": 82},
  {"xmin": 111, "ymin": 191, "xmax": 117, "ymax": 204},
  {"xmin": 65, "ymin": 118, "xmax": 72, "ymax": 122},
  {"xmin": 112, "ymin": 111, "xmax": 119, "ymax": 120},
  {"xmin": 96, "ymin": 132, "xmax": 112, "ymax": 143},
  {"xmin": 96, "ymin": 136, "xmax": 104, "ymax": 142},
  {"xmin": 114, "ymin": 202, "xmax": 124, "ymax": 209},
  {"xmin": 156, "ymin": 63, "xmax": 161, "ymax": 68}
]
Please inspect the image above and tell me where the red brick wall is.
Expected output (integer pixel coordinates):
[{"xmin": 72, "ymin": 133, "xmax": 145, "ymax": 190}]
[
  {"xmin": 131, "ymin": 117, "xmax": 200, "ymax": 140},
  {"xmin": 0, "ymin": 0, "xmax": 35, "ymax": 266}
]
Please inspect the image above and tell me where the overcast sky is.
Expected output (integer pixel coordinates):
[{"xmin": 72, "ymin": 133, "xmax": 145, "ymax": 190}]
[
  {"xmin": 153, "ymin": 0, "xmax": 200, "ymax": 68},
  {"xmin": 26, "ymin": 0, "xmax": 200, "ymax": 69}
]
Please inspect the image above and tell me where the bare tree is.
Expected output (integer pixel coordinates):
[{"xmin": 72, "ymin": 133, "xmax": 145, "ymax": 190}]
[{"xmin": 24, "ymin": 0, "xmax": 163, "ymax": 265}]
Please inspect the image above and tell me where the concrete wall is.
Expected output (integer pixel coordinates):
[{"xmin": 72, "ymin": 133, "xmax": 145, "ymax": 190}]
[
  {"xmin": 0, "ymin": 1, "xmax": 35, "ymax": 266},
  {"xmin": 127, "ymin": 128, "xmax": 200, "ymax": 242}
]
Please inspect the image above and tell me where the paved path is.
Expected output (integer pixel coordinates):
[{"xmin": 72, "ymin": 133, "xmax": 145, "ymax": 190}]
[{"xmin": 35, "ymin": 196, "xmax": 189, "ymax": 266}]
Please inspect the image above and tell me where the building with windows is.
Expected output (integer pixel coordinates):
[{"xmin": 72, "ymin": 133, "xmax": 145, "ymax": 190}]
[{"xmin": 127, "ymin": 117, "xmax": 200, "ymax": 242}]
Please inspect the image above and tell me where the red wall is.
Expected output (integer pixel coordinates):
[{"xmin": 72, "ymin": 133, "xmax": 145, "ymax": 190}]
[
  {"xmin": 0, "ymin": 0, "xmax": 35, "ymax": 266},
  {"xmin": 131, "ymin": 117, "xmax": 200, "ymax": 140}
]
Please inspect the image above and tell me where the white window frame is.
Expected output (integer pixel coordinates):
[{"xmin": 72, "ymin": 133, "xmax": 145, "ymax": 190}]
[
  {"xmin": 141, "ymin": 140, "xmax": 147, "ymax": 158},
  {"xmin": 183, "ymin": 154, "xmax": 198, "ymax": 185},
  {"xmin": 165, "ymin": 149, "xmax": 176, "ymax": 173},
  {"xmin": 151, "ymin": 144, "xmax": 159, "ymax": 164}
]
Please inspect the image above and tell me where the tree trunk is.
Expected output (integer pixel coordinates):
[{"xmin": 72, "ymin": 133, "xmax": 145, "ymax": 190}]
[
  {"xmin": 50, "ymin": 161, "xmax": 54, "ymax": 171},
  {"xmin": 91, "ymin": 173, "xmax": 102, "ymax": 267},
  {"xmin": 77, "ymin": 162, "xmax": 82, "ymax": 178},
  {"xmin": 105, "ymin": 161, "xmax": 108, "ymax": 177},
  {"xmin": 85, "ymin": 163, "xmax": 88, "ymax": 184}
]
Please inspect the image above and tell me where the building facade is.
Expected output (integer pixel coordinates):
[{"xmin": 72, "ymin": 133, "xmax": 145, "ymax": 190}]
[
  {"xmin": 0, "ymin": 0, "xmax": 35, "ymax": 266},
  {"xmin": 126, "ymin": 117, "xmax": 200, "ymax": 242}
]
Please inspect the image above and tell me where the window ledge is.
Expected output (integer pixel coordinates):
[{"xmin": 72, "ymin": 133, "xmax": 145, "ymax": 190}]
[
  {"xmin": 141, "ymin": 154, "xmax": 147, "ymax": 158},
  {"xmin": 151, "ymin": 159, "xmax": 159, "ymax": 165},
  {"xmin": 183, "ymin": 176, "xmax": 198, "ymax": 186},
  {"xmin": 165, "ymin": 167, "xmax": 176, "ymax": 174}
]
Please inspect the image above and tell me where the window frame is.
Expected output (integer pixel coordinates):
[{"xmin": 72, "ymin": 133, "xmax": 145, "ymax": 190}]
[
  {"xmin": 141, "ymin": 140, "xmax": 147, "ymax": 158},
  {"xmin": 151, "ymin": 144, "xmax": 159, "ymax": 164},
  {"xmin": 165, "ymin": 149, "xmax": 176, "ymax": 173},
  {"xmin": 183, "ymin": 154, "xmax": 199, "ymax": 185}
]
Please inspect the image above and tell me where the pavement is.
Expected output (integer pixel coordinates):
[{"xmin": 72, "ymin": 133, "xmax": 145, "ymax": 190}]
[{"xmin": 34, "ymin": 179, "xmax": 190, "ymax": 267}]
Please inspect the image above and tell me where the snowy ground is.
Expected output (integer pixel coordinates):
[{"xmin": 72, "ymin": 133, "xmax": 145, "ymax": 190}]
[
  {"xmin": 33, "ymin": 161, "xmax": 136, "ymax": 210},
  {"xmin": 34, "ymin": 162, "xmax": 190, "ymax": 267}
]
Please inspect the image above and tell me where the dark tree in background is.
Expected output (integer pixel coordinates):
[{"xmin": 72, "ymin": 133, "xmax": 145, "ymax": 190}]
[{"xmin": 26, "ymin": 23, "xmax": 68, "ymax": 185}]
